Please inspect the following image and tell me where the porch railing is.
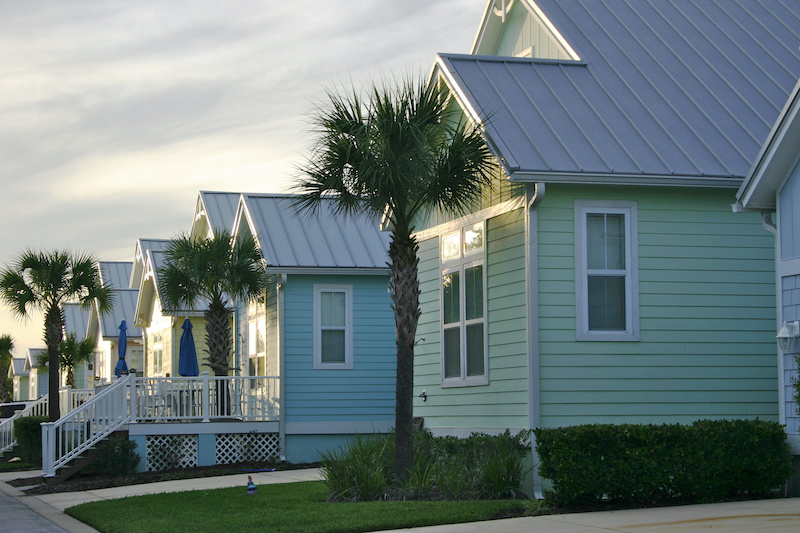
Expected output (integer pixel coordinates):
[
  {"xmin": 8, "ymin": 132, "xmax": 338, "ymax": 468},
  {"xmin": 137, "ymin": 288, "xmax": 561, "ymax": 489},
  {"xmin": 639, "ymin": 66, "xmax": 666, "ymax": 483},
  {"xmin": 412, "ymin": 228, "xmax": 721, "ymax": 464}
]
[
  {"xmin": 0, "ymin": 387, "xmax": 94, "ymax": 456},
  {"xmin": 42, "ymin": 375, "xmax": 132, "ymax": 478},
  {"xmin": 42, "ymin": 373, "xmax": 280, "ymax": 477}
]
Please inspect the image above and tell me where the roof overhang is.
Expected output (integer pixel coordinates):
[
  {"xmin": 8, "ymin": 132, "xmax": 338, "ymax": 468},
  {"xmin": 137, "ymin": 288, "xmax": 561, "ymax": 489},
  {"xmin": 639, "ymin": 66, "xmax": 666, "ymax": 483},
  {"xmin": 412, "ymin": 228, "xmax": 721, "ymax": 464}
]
[{"xmin": 735, "ymin": 78, "xmax": 800, "ymax": 212}]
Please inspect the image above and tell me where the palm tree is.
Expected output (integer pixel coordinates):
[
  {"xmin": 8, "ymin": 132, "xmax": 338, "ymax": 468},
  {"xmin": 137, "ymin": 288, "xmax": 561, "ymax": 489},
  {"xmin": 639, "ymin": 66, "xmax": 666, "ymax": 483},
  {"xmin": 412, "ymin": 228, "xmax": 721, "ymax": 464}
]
[
  {"xmin": 0, "ymin": 250, "xmax": 112, "ymax": 421},
  {"xmin": 294, "ymin": 77, "xmax": 495, "ymax": 480},
  {"xmin": 36, "ymin": 333, "xmax": 95, "ymax": 389},
  {"xmin": 158, "ymin": 230, "xmax": 265, "ymax": 377},
  {"xmin": 0, "ymin": 334, "xmax": 13, "ymax": 403}
]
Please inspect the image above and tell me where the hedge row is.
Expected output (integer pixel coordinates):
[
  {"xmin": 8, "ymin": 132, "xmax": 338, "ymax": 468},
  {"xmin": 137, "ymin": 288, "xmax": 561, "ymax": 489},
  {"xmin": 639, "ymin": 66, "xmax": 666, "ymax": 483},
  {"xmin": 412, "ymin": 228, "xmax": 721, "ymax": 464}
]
[
  {"xmin": 13, "ymin": 415, "xmax": 48, "ymax": 464},
  {"xmin": 534, "ymin": 420, "xmax": 792, "ymax": 508}
]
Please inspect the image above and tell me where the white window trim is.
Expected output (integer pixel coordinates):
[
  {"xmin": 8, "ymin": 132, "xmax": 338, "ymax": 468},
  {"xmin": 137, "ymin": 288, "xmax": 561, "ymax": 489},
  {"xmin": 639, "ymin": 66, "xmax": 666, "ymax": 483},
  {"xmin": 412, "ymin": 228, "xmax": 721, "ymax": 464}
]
[
  {"xmin": 574, "ymin": 200, "xmax": 640, "ymax": 341},
  {"xmin": 313, "ymin": 284, "xmax": 354, "ymax": 369},
  {"xmin": 440, "ymin": 223, "xmax": 489, "ymax": 387}
]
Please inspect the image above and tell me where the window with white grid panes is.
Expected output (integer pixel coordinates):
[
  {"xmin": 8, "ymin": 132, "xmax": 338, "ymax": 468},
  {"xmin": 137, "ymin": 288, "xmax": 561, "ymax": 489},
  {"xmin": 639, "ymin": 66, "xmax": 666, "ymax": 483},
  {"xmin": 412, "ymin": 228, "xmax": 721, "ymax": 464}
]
[
  {"xmin": 247, "ymin": 299, "xmax": 267, "ymax": 376},
  {"xmin": 575, "ymin": 200, "xmax": 639, "ymax": 341},
  {"xmin": 313, "ymin": 285, "xmax": 353, "ymax": 369},
  {"xmin": 441, "ymin": 222, "xmax": 487, "ymax": 386}
]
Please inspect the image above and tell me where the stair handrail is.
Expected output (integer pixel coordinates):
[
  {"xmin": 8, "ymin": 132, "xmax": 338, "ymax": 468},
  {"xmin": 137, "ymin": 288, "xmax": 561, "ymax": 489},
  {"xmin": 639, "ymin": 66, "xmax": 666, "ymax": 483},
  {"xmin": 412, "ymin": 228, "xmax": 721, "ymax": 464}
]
[
  {"xmin": 0, "ymin": 395, "xmax": 49, "ymax": 455},
  {"xmin": 42, "ymin": 374, "xmax": 133, "ymax": 478}
]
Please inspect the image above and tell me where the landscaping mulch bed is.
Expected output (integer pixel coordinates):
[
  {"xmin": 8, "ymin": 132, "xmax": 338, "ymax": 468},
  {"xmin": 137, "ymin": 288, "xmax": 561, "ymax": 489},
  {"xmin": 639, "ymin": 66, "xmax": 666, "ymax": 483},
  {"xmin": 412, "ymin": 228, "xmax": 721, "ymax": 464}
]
[{"xmin": 6, "ymin": 461, "xmax": 319, "ymax": 495}]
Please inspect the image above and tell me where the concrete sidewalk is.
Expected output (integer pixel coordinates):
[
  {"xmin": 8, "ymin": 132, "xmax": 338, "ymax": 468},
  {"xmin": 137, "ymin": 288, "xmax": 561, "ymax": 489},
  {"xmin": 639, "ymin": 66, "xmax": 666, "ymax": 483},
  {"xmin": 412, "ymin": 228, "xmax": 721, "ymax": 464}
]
[{"xmin": 1, "ymin": 467, "xmax": 799, "ymax": 532}]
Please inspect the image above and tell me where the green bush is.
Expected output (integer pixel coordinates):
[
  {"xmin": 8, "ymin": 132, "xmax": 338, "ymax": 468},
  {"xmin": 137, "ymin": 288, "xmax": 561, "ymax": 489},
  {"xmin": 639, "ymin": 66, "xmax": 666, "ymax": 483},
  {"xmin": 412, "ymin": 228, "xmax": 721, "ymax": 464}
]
[
  {"xmin": 321, "ymin": 429, "xmax": 531, "ymax": 501},
  {"xmin": 85, "ymin": 437, "xmax": 141, "ymax": 475},
  {"xmin": 535, "ymin": 420, "xmax": 792, "ymax": 508},
  {"xmin": 13, "ymin": 416, "xmax": 48, "ymax": 464}
]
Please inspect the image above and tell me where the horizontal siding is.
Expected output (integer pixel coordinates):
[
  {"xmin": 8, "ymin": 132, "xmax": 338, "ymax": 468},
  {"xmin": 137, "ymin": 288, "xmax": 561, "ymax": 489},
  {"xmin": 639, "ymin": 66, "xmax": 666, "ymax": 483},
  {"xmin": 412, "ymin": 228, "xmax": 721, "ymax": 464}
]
[
  {"xmin": 282, "ymin": 274, "xmax": 395, "ymax": 424},
  {"xmin": 414, "ymin": 208, "xmax": 529, "ymax": 431},
  {"xmin": 538, "ymin": 185, "xmax": 778, "ymax": 427}
]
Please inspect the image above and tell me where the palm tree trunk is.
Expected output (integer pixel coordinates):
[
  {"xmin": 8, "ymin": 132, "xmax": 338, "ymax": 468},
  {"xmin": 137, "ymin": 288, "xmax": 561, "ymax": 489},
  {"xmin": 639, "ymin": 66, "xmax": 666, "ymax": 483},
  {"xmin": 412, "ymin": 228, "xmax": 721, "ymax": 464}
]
[
  {"xmin": 389, "ymin": 230, "xmax": 420, "ymax": 482},
  {"xmin": 44, "ymin": 306, "xmax": 63, "ymax": 422},
  {"xmin": 205, "ymin": 298, "xmax": 234, "ymax": 415}
]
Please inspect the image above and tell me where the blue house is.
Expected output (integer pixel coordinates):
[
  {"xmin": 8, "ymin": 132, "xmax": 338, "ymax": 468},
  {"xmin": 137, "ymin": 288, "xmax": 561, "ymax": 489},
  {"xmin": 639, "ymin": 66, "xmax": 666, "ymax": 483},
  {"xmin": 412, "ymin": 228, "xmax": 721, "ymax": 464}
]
[
  {"xmin": 233, "ymin": 193, "xmax": 395, "ymax": 463},
  {"xmin": 409, "ymin": 0, "xmax": 800, "ymax": 493},
  {"xmin": 735, "ymin": 76, "xmax": 800, "ymax": 488}
]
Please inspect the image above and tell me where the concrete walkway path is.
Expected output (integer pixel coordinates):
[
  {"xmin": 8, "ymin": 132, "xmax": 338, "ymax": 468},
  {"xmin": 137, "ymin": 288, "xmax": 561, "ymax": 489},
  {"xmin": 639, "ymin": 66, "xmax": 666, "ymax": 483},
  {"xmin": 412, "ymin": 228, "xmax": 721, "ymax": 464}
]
[{"xmin": 1, "ymin": 467, "xmax": 799, "ymax": 532}]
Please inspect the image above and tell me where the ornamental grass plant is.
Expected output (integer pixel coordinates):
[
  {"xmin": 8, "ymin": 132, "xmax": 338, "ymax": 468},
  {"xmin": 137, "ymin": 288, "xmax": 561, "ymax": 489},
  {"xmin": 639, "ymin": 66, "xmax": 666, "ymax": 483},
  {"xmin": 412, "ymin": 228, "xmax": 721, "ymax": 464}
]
[{"xmin": 320, "ymin": 429, "xmax": 532, "ymax": 502}]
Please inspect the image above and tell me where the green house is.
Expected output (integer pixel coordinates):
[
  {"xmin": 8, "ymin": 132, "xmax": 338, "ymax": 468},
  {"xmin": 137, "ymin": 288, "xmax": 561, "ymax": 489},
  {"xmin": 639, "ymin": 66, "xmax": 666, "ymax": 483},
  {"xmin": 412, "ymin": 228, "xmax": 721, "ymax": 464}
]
[{"xmin": 413, "ymin": 0, "xmax": 800, "ymax": 492}]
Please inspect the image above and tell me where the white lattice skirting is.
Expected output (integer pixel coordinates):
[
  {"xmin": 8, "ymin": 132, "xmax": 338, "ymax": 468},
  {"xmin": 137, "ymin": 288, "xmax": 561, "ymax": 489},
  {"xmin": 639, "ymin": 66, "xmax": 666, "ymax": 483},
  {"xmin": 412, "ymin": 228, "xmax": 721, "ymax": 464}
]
[
  {"xmin": 146, "ymin": 434, "xmax": 198, "ymax": 471},
  {"xmin": 215, "ymin": 433, "xmax": 280, "ymax": 464}
]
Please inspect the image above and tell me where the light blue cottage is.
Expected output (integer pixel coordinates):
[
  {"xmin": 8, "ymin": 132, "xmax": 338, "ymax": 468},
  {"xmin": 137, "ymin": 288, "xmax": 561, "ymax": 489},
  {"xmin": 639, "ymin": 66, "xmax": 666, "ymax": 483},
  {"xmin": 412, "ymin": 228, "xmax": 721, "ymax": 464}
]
[
  {"xmin": 411, "ymin": 0, "xmax": 800, "ymax": 493},
  {"xmin": 735, "ymin": 77, "xmax": 800, "ymax": 473},
  {"xmin": 233, "ymin": 193, "xmax": 395, "ymax": 463}
]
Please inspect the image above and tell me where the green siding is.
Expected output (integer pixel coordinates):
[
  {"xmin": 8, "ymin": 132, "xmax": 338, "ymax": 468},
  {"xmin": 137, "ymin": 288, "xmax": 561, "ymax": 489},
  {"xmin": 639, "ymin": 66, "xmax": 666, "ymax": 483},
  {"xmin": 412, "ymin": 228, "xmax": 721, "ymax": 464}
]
[
  {"xmin": 415, "ymin": 183, "xmax": 778, "ymax": 433},
  {"xmin": 415, "ymin": 208, "xmax": 529, "ymax": 431},
  {"xmin": 538, "ymin": 185, "xmax": 777, "ymax": 427}
]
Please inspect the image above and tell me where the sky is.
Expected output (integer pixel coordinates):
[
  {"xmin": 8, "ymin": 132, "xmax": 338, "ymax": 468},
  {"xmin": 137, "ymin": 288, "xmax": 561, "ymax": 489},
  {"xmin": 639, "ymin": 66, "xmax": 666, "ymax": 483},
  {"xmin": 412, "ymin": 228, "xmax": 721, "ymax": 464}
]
[{"xmin": 0, "ymin": 0, "xmax": 488, "ymax": 357}]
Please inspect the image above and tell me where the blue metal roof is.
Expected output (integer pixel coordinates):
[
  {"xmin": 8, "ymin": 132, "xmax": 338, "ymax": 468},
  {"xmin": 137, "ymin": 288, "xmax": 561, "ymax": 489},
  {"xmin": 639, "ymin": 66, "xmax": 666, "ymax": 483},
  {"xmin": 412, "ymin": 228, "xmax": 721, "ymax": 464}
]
[
  {"xmin": 239, "ymin": 194, "xmax": 391, "ymax": 270},
  {"xmin": 198, "ymin": 191, "xmax": 241, "ymax": 235},
  {"xmin": 62, "ymin": 303, "xmax": 91, "ymax": 341},
  {"xmin": 98, "ymin": 261, "xmax": 133, "ymax": 290},
  {"xmin": 437, "ymin": 0, "xmax": 800, "ymax": 184},
  {"xmin": 99, "ymin": 289, "xmax": 143, "ymax": 340}
]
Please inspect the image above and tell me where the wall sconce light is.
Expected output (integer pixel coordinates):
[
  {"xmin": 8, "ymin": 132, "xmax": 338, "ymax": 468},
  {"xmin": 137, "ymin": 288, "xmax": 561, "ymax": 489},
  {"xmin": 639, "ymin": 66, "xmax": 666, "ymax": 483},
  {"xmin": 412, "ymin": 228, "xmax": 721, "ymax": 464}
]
[
  {"xmin": 777, "ymin": 321, "xmax": 800, "ymax": 353},
  {"xmin": 417, "ymin": 390, "xmax": 427, "ymax": 402}
]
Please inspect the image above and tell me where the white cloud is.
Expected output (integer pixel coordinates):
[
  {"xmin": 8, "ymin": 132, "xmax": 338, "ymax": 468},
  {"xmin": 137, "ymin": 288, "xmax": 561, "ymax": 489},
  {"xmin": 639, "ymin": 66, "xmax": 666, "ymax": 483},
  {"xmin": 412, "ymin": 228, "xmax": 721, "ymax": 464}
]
[{"xmin": 0, "ymin": 0, "xmax": 486, "ymax": 354}]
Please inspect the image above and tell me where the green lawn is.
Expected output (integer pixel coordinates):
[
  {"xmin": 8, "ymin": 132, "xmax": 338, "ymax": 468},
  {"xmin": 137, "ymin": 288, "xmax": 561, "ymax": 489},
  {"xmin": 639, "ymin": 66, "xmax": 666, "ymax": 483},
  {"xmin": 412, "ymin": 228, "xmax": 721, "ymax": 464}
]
[
  {"xmin": 67, "ymin": 481, "xmax": 539, "ymax": 533},
  {"xmin": 0, "ymin": 461, "xmax": 38, "ymax": 472}
]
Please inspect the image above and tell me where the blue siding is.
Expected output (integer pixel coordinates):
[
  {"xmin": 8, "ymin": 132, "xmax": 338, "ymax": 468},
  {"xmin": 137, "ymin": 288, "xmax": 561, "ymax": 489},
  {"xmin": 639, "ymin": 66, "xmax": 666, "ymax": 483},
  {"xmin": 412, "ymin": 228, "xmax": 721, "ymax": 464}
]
[
  {"xmin": 282, "ymin": 274, "xmax": 395, "ymax": 424},
  {"xmin": 780, "ymin": 160, "xmax": 800, "ymax": 260}
]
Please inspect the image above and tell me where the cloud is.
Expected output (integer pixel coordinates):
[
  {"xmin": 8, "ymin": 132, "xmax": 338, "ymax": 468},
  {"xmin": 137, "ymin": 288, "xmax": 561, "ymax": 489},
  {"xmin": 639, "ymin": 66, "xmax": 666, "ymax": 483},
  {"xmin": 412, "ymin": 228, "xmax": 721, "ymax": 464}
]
[{"xmin": 0, "ymin": 0, "xmax": 485, "ymax": 354}]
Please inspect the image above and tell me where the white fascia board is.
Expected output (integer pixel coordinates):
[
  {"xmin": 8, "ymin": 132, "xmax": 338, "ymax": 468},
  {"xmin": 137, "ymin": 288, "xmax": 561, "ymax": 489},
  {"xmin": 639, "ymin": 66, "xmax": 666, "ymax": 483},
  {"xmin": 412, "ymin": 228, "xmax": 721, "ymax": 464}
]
[
  {"xmin": 412, "ymin": 197, "xmax": 525, "ymax": 241},
  {"xmin": 737, "ymin": 82, "xmax": 800, "ymax": 210},
  {"xmin": 509, "ymin": 171, "xmax": 743, "ymax": 189}
]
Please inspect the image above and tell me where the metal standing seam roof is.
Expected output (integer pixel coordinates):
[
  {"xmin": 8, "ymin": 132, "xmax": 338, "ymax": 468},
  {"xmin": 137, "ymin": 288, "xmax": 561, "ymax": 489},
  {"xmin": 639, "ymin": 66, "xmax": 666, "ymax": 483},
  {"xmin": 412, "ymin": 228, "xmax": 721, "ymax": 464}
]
[
  {"xmin": 239, "ymin": 194, "xmax": 391, "ymax": 270},
  {"xmin": 62, "ymin": 303, "xmax": 91, "ymax": 341},
  {"xmin": 98, "ymin": 261, "xmax": 133, "ymax": 290},
  {"xmin": 132, "ymin": 239, "xmax": 170, "ymax": 289},
  {"xmin": 437, "ymin": 0, "xmax": 800, "ymax": 183},
  {"xmin": 9, "ymin": 358, "xmax": 27, "ymax": 377},
  {"xmin": 98, "ymin": 289, "xmax": 143, "ymax": 339},
  {"xmin": 198, "ymin": 191, "xmax": 242, "ymax": 235},
  {"xmin": 26, "ymin": 348, "xmax": 45, "ymax": 368}
]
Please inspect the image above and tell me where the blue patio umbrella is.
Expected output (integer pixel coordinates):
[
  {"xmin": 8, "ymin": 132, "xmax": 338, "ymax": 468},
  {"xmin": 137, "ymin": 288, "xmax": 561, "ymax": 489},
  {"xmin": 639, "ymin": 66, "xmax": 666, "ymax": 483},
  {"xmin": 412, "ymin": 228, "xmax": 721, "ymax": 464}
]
[
  {"xmin": 114, "ymin": 320, "xmax": 129, "ymax": 377},
  {"xmin": 178, "ymin": 318, "xmax": 200, "ymax": 377}
]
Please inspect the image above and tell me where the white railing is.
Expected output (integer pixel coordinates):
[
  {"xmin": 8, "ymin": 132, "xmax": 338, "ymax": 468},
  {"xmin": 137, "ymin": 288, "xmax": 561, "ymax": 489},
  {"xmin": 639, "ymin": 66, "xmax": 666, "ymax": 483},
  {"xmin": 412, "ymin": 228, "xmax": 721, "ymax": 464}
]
[
  {"xmin": 59, "ymin": 387, "xmax": 95, "ymax": 413},
  {"xmin": 42, "ymin": 373, "xmax": 280, "ymax": 477},
  {"xmin": 0, "ymin": 396, "xmax": 49, "ymax": 454},
  {"xmin": 132, "ymin": 374, "xmax": 279, "ymax": 422},
  {"xmin": 42, "ymin": 375, "xmax": 132, "ymax": 478}
]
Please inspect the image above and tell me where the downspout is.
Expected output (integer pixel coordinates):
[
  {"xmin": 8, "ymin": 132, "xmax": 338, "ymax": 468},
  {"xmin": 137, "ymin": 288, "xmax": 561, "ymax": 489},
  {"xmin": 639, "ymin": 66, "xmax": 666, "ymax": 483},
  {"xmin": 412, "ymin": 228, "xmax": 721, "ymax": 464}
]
[
  {"xmin": 761, "ymin": 211, "xmax": 777, "ymax": 236},
  {"xmin": 525, "ymin": 182, "xmax": 545, "ymax": 499},
  {"xmin": 277, "ymin": 274, "xmax": 287, "ymax": 462}
]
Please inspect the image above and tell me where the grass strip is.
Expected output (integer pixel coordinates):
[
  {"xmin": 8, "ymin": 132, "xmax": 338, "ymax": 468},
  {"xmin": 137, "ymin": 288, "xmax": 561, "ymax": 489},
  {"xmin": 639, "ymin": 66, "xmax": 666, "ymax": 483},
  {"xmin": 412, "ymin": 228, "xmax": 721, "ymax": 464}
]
[
  {"xmin": 0, "ymin": 462, "xmax": 38, "ymax": 472},
  {"xmin": 67, "ymin": 481, "xmax": 536, "ymax": 533}
]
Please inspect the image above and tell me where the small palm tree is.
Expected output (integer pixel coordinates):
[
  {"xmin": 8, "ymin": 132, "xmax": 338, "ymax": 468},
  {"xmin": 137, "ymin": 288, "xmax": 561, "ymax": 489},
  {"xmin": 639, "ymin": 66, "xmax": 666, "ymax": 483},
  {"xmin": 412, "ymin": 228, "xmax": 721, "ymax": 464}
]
[
  {"xmin": 0, "ymin": 250, "xmax": 112, "ymax": 420},
  {"xmin": 295, "ymin": 77, "xmax": 495, "ymax": 480},
  {"xmin": 158, "ymin": 230, "xmax": 265, "ymax": 376},
  {"xmin": 36, "ymin": 333, "xmax": 95, "ymax": 389},
  {"xmin": 0, "ymin": 334, "xmax": 13, "ymax": 403}
]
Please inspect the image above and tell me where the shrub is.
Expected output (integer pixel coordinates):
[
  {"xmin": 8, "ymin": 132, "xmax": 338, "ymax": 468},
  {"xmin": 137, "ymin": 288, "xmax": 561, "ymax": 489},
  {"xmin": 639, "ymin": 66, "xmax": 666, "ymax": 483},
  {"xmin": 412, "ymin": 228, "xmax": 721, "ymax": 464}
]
[
  {"xmin": 535, "ymin": 420, "xmax": 792, "ymax": 508},
  {"xmin": 320, "ymin": 434, "xmax": 394, "ymax": 501},
  {"xmin": 85, "ymin": 437, "xmax": 141, "ymax": 475},
  {"xmin": 322, "ymin": 429, "xmax": 531, "ymax": 501},
  {"xmin": 13, "ymin": 416, "xmax": 48, "ymax": 464}
]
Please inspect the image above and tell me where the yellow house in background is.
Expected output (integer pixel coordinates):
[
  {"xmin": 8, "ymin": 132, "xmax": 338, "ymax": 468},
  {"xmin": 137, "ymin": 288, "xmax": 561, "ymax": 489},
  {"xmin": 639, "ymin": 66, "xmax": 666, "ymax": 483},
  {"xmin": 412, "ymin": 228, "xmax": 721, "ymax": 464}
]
[
  {"xmin": 133, "ymin": 191, "xmax": 239, "ymax": 377},
  {"xmin": 88, "ymin": 262, "xmax": 143, "ymax": 383}
]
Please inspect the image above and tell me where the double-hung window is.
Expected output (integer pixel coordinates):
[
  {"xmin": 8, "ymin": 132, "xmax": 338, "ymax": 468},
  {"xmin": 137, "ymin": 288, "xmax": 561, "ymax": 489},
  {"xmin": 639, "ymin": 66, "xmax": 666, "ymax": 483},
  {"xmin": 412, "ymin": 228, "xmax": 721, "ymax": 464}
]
[
  {"xmin": 313, "ymin": 285, "xmax": 353, "ymax": 369},
  {"xmin": 441, "ymin": 222, "xmax": 488, "ymax": 386},
  {"xmin": 575, "ymin": 200, "xmax": 639, "ymax": 341}
]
